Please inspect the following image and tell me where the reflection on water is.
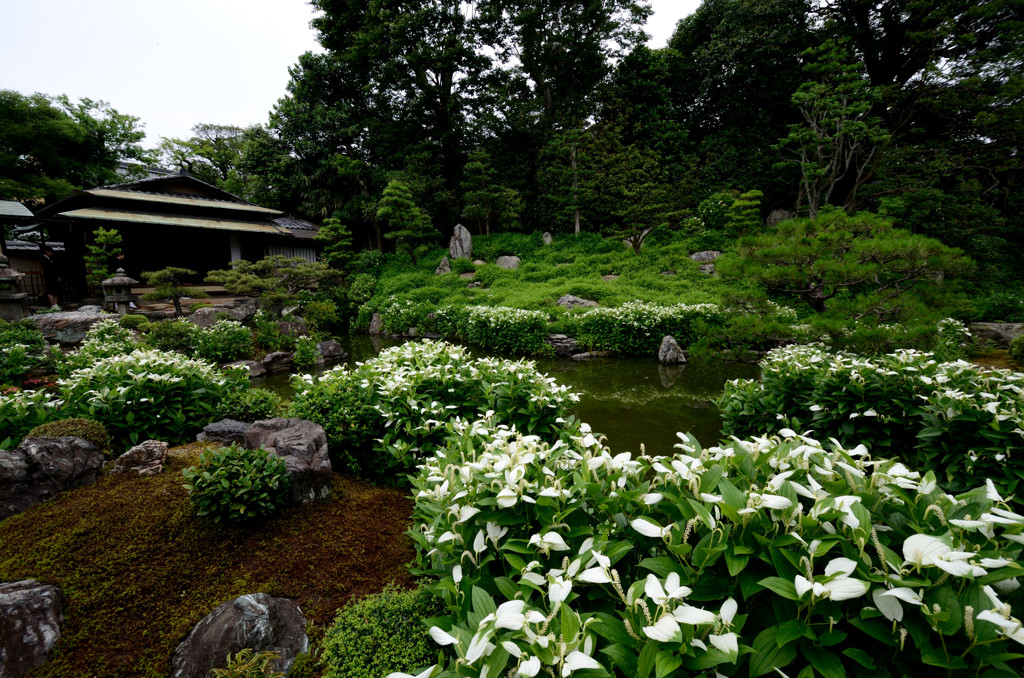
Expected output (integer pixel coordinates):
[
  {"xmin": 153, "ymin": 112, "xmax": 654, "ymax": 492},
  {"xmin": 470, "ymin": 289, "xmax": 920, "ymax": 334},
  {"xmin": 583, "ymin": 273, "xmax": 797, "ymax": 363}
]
[{"xmin": 252, "ymin": 336, "xmax": 759, "ymax": 456}]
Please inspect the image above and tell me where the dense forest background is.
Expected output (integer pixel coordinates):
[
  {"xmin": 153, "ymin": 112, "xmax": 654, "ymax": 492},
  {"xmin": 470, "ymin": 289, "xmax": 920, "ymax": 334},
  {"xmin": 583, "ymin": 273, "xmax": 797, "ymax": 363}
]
[{"xmin": 3, "ymin": 0, "xmax": 1022, "ymax": 293}]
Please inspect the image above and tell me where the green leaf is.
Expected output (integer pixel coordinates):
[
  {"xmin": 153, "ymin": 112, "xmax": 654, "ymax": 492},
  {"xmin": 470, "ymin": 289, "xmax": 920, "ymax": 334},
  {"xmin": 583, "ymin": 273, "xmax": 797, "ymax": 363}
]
[
  {"xmin": 748, "ymin": 627, "xmax": 797, "ymax": 678},
  {"xmin": 757, "ymin": 577, "xmax": 800, "ymax": 601},
  {"xmin": 600, "ymin": 643, "xmax": 638, "ymax": 676},
  {"xmin": 655, "ymin": 650, "xmax": 683, "ymax": 678},
  {"xmin": 471, "ymin": 586, "xmax": 496, "ymax": 618},
  {"xmin": 805, "ymin": 645, "xmax": 844, "ymax": 678},
  {"xmin": 841, "ymin": 648, "xmax": 876, "ymax": 670},
  {"xmin": 637, "ymin": 640, "xmax": 658, "ymax": 678},
  {"xmin": 775, "ymin": 619, "xmax": 812, "ymax": 647}
]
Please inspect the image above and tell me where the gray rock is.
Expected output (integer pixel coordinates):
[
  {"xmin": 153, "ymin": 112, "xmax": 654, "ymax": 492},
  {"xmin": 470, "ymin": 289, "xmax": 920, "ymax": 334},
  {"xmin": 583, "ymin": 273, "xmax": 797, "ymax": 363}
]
[
  {"xmin": 261, "ymin": 351, "xmax": 294, "ymax": 374},
  {"xmin": 243, "ymin": 419, "xmax": 331, "ymax": 504},
  {"xmin": 472, "ymin": 259, "xmax": 486, "ymax": 266},
  {"xmin": 601, "ymin": 274, "xmax": 618, "ymax": 281},
  {"xmin": 968, "ymin": 322, "xmax": 1024, "ymax": 347},
  {"xmin": 556, "ymin": 295, "xmax": 598, "ymax": 309},
  {"xmin": 767, "ymin": 209, "xmax": 794, "ymax": 226},
  {"xmin": 197, "ymin": 419, "xmax": 252, "ymax": 446},
  {"xmin": 368, "ymin": 313, "xmax": 383, "ymax": 336},
  {"xmin": 0, "ymin": 580, "xmax": 63, "ymax": 678},
  {"xmin": 542, "ymin": 232, "xmax": 553, "ymax": 246},
  {"xmin": 224, "ymin": 360, "xmax": 267, "ymax": 378},
  {"xmin": 699, "ymin": 263, "xmax": 716, "ymax": 275},
  {"xmin": 110, "ymin": 440, "xmax": 168, "ymax": 477},
  {"xmin": 434, "ymin": 257, "xmax": 451, "ymax": 275},
  {"xmin": 467, "ymin": 282, "xmax": 482, "ymax": 289},
  {"xmin": 459, "ymin": 272, "xmax": 475, "ymax": 280},
  {"xmin": 407, "ymin": 327, "xmax": 418, "ymax": 338},
  {"xmin": 449, "ymin": 223, "xmax": 473, "ymax": 260},
  {"xmin": 658, "ymin": 335, "xmax": 687, "ymax": 365},
  {"xmin": 0, "ymin": 437, "xmax": 103, "ymax": 520},
  {"xmin": 496, "ymin": 255, "xmax": 520, "ymax": 270},
  {"xmin": 27, "ymin": 310, "xmax": 111, "ymax": 345},
  {"xmin": 189, "ymin": 299, "xmax": 258, "ymax": 329},
  {"xmin": 169, "ymin": 593, "xmax": 308, "ymax": 678},
  {"xmin": 689, "ymin": 250, "xmax": 722, "ymax": 263},
  {"xmin": 276, "ymin": 321, "xmax": 309, "ymax": 338},
  {"xmin": 571, "ymin": 351, "xmax": 615, "ymax": 361},
  {"xmin": 546, "ymin": 334, "xmax": 579, "ymax": 358},
  {"xmin": 76, "ymin": 304, "xmax": 105, "ymax": 314},
  {"xmin": 661, "ymin": 270, "xmax": 676, "ymax": 276},
  {"xmin": 317, "ymin": 340, "xmax": 347, "ymax": 362}
]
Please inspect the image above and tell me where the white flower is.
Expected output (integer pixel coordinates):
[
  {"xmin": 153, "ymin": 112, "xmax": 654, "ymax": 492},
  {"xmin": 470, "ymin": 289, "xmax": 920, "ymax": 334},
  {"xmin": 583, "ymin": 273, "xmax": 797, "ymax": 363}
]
[
  {"xmin": 578, "ymin": 567, "xmax": 612, "ymax": 584},
  {"xmin": 631, "ymin": 517, "xmax": 671, "ymax": 539},
  {"xmin": 429, "ymin": 626, "xmax": 459, "ymax": 646},
  {"xmin": 562, "ymin": 651, "xmax": 602, "ymax": 676},
  {"xmin": 452, "ymin": 564, "xmax": 463, "ymax": 583},
  {"xmin": 386, "ymin": 667, "xmax": 435, "ymax": 678},
  {"xmin": 645, "ymin": 573, "xmax": 691, "ymax": 605},
  {"xmin": 673, "ymin": 604, "xmax": 717, "ymax": 625},
  {"xmin": 549, "ymin": 577, "xmax": 573, "ymax": 603},
  {"xmin": 709, "ymin": 632, "xmax": 739, "ymax": 656},
  {"xmin": 643, "ymin": 615, "xmax": 681, "ymax": 642},
  {"xmin": 529, "ymin": 532, "xmax": 569, "ymax": 553},
  {"xmin": 494, "ymin": 600, "xmax": 527, "ymax": 630},
  {"xmin": 516, "ymin": 656, "xmax": 541, "ymax": 678}
]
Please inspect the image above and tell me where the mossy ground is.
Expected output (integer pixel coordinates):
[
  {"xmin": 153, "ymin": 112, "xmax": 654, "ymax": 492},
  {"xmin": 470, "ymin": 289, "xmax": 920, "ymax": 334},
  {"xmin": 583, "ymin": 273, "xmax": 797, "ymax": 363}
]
[{"xmin": 0, "ymin": 443, "xmax": 415, "ymax": 677}]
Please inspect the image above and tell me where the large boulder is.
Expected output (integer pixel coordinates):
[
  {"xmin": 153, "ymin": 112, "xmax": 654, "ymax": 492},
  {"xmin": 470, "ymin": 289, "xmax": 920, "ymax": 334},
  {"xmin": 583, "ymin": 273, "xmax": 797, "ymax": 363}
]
[
  {"xmin": 109, "ymin": 440, "xmax": 168, "ymax": 477},
  {"xmin": 689, "ymin": 250, "xmax": 722, "ymax": 263},
  {"xmin": 0, "ymin": 437, "xmax": 103, "ymax": 520},
  {"xmin": 224, "ymin": 359, "xmax": 267, "ymax": 378},
  {"xmin": 0, "ymin": 580, "xmax": 63, "ymax": 678},
  {"xmin": 542, "ymin": 232, "xmax": 553, "ymax": 246},
  {"xmin": 449, "ymin": 223, "xmax": 473, "ymax": 260},
  {"xmin": 197, "ymin": 419, "xmax": 252, "ymax": 446},
  {"xmin": 368, "ymin": 313, "xmax": 383, "ymax": 336},
  {"xmin": 658, "ymin": 335, "xmax": 687, "ymax": 365},
  {"xmin": 317, "ymin": 340, "xmax": 348, "ymax": 362},
  {"xmin": 261, "ymin": 351, "xmax": 294, "ymax": 375},
  {"xmin": 169, "ymin": 593, "xmax": 308, "ymax": 678},
  {"xmin": 27, "ymin": 309, "xmax": 111, "ymax": 345},
  {"xmin": 495, "ymin": 255, "xmax": 521, "ymax": 270},
  {"xmin": 547, "ymin": 334, "xmax": 579, "ymax": 358},
  {"xmin": 434, "ymin": 257, "xmax": 451, "ymax": 275},
  {"xmin": 243, "ymin": 419, "xmax": 331, "ymax": 504},
  {"xmin": 189, "ymin": 299, "xmax": 258, "ymax": 329},
  {"xmin": 968, "ymin": 322, "xmax": 1024, "ymax": 347},
  {"xmin": 556, "ymin": 295, "xmax": 598, "ymax": 309}
]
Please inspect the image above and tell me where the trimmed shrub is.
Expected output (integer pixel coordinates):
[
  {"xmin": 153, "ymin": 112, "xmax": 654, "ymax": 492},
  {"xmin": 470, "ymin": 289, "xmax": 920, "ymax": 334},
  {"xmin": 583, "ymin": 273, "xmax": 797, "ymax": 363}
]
[
  {"xmin": 119, "ymin": 314, "xmax": 151, "ymax": 331},
  {"xmin": 59, "ymin": 349, "xmax": 249, "ymax": 447},
  {"xmin": 292, "ymin": 336, "xmax": 321, "ymax": 372},
  {"xmin": 194, "ymin": 320, "xmax": 254, "ymax": 363},
  {"xmin": 26, "ymin": 417, "xmax": 110, "ymax": 455},
  {"xmin": 568, "ymin": 301, "xmax": 724, "ymax": 356},
  {"xmin": 462, "ymin": 305, "xmax": 550, "ymax": 355},
  {"xmin": 218, "ymin": 388, "xmax": 284, "ymax": 423},
  {"xmin": 288, "ymin": 341, "xmax": 578, "ymax": 480},
  {"xmin": 182, "ymin": 445, "xmax": 292, "ymax": 523},
  {"xmin": 144, "ymin": 318, "xmax": 200, "ymax": 353},
  {"xmin": 321, "ymin": 584, "xmax": 445, "ymax": 678},
  {"xmin": 1010, "ymin": 335, "xmax": 1024, "ymax": 367}
]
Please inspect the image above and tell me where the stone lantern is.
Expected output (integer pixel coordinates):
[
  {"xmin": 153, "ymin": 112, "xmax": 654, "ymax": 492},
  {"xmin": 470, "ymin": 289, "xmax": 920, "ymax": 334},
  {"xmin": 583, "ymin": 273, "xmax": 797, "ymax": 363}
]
[
  {"xmin": 102, "ymin": 268, "xmax": 140, "ymax": 316},
  {"xmin": 0, "ymin": 255, "xmax": 29, "ymax": 321}
]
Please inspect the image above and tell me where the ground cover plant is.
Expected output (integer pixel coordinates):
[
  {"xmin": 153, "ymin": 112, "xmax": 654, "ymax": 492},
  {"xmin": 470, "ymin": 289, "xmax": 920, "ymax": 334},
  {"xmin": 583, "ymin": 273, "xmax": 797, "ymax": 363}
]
[
  {"xmin": 288, "ymin": 340, "xmax": 580, "ymax": 480},
  {"xmin": 182, "ymin": 445, "xmax": 292, "ymax": 523},
  {"xmin": 407, "ymin": 420, "xmax": 1024, "ymax": 678},
  {"xmin": 0, "ymin": 444, "xmax": 416, "ymax": 678},
  {"xmin": 719, "ymin": 343, "xmax": 1024, "ymax": 499}
]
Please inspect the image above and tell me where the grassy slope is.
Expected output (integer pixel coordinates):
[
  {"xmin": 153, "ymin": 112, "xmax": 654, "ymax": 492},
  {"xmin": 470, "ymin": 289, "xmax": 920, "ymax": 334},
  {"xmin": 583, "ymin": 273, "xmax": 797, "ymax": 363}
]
[
  {"xmin": 363, "ymin": 231, "xmax": 747, "ymax": 323},
  {"xmin": 0, "ymin": 444, "xmax": 415, "ymax": 677}
]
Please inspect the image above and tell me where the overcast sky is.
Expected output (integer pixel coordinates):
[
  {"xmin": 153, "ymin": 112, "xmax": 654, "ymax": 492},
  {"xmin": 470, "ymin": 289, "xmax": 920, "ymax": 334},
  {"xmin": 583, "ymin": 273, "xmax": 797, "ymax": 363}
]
[{"xmin": 0, "ymin": 0, "xmax": 700, "ymax": 147}]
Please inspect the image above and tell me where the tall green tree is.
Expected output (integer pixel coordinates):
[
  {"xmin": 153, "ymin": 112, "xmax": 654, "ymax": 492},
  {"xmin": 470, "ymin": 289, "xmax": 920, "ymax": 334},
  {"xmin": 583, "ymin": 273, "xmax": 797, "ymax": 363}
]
[
  {"xmin": 460, "ymin": 150, "xmax": 521, "ymax": 235},
  {"xmin": 158, "ymin": 124, "xmax": 247, "ymax": 185},
  {"xmin": 0, "ymin": 90, "xmax": 152, "ymax": 204},
  {"xmin": 376, "ymin": 179, "xmax": 436, "ymax": 265}
]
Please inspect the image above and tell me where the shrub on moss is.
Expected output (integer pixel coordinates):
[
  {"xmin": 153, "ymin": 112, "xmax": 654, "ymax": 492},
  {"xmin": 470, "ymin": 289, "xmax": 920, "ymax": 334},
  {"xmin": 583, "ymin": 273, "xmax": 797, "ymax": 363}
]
[
  {"xmin": 1010, "ymin": 335, "xmax": 1024, "ymax": 367},
  {"xmin": 195, "ymin": 320, "xmax": 254, "ymax": 363},
  {"xmin": 118, "ymin": 314, "xmax": 151, "ymax": 331},
  {"xmin": 26, "ymin": 418, "xmax": 110, "ymax": 455},
  {"xmin": 144, "ymin": 318, "xmax": 200, "ymax": 353},
  {"xmin": 321, "ymin": 584, "xmax": 444, "ymax": 678},
  {"xmin": 218, "ymin": 388, "xmax": 283, "ymax": 423},
  {"xmin": 182, "ymin": 445, "xmax": 292, "ymax": 523}
]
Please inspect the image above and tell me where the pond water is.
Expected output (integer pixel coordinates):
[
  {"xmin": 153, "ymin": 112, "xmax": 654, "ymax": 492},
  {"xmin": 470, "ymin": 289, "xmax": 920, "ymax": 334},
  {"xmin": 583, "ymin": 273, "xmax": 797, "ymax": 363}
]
[{"xmin": 252, "ymin": 336, "xmax": 759, "ymax": 456}]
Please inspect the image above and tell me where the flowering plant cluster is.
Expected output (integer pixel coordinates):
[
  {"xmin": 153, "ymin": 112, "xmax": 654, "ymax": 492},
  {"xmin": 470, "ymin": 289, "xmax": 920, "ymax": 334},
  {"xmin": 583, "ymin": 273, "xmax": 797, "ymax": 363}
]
[
  {"xmin": 933, "ymin": 318, "xmax": 973, "ymax": 362},
  {"xmin": 57, "ymin": 318, "xmax": 139, "ymax": 376},
  {"xmin": 0, "ymin": 319, "xmax": 47, "ymax": 385},
  {"xmin": 290, "ymin": 340, "xmax": 579, "ymax": 479},
  {"xmin": 0, "ymin": 387, "xmax": 63, "ymax": 448},
  {"xmin": 719, "ymin": 344, "xmax": 1024, "ymax": 499},
  {"xmin": 405, "ymin": 422, "xmax": 1024, "ymax": 678},
  {"xmin": 59, "ymin": 348, "xmax": 248, "ymax": 448},
  {"xmin": 567, "ymin": 302, "xmax": 723, "ymax": 356},
  {"xmin": 461, "ymin": 306, "xmax": 551, "ymax": 356}
]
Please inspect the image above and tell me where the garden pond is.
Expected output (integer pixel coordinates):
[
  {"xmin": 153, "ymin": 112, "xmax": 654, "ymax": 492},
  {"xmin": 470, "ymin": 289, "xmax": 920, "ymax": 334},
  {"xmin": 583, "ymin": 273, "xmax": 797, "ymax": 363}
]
[{"xmin": 252, "ymin": 335, "xmax": 759, "ymax": 454}]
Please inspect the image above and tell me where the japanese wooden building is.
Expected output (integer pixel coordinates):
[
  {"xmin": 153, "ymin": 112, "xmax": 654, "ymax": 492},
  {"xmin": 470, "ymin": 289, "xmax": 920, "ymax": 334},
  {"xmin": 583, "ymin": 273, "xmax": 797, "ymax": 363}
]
[{"xmin": 34, "ymin": 171, "xmax": 318, "ymax": 298}]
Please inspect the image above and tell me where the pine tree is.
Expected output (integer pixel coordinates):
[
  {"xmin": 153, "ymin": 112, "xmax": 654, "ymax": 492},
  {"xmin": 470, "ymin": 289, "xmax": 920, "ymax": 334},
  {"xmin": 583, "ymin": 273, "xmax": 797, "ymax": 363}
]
[{"xmin": 377, "ymin": 179, "xmax": 436, "ymax": 265}]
